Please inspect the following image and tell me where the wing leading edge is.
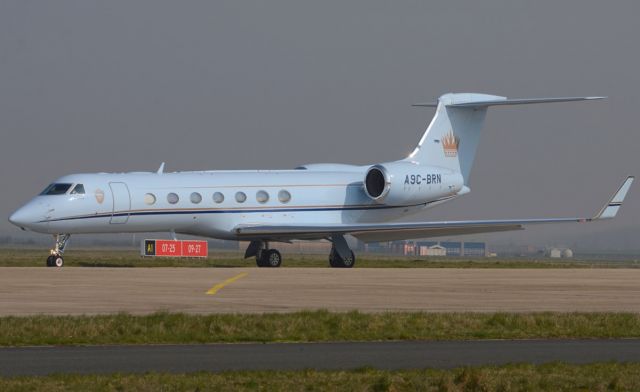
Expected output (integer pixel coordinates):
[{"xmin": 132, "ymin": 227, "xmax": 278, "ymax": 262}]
[{"xmin": 233, "ymin": 177, "xmax": 634, "ymax": 242}]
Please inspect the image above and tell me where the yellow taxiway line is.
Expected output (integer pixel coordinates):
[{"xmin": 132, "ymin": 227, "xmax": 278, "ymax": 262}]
[{"xmin": 205, "ymin": 272, "xmax": 249, "ymax": 295}]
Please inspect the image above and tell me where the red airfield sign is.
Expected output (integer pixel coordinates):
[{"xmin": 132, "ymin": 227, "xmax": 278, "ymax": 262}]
[{"xmin": 142, "ymin": 239, "xmax": 208, "ymax": 258}]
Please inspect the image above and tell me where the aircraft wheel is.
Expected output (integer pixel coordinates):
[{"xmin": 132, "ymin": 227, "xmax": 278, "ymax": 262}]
[
  {"xmin": 256, "ymin": 253, "xmax": 268, "ymax": 267},
  {"xmin": 54, "ymin": 256, "xmax": 64, "ymax": 268},
  {"xmin": 265, "ymin": 249, "xmax": 282, "ymax": 268},
  {"xmin": 343, "ymin": 251, "xmax": 356, "ymax": 268},
  {"xmin": 329, "ymin": 248, "xmax": 355, "ymax": 268},
  {"xmin": 46, "ymin": 255, "xmax": 55, "ymax": 267},
  {"xmin": 328, "ymin": 250, "xmax": 338, "ymax": 268}
]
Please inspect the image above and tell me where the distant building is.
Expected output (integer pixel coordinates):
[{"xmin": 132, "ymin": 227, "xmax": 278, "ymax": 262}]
[
  {"xmin": 380, "ymin": 240, "xmax": 489, "ymax": 257},
  {"xmin": 403, "ymin": 242, "xmax": 416, "ymax": 256},
  {"xmin": 548, "ymin": 247, "xmax": 573, "ymax": 258},
  {"xmin": 388, "ymin": 241, "xmax": 405, "ymax": 254},
  {"xmin": 416, "ymin": 241, "xmax": 439, "ymax": 248},
  {"xmin": 420, "ymin": 245, "xmax": 446, "ymax": 256},
  {"xmin": 549, "ymin": 248, "xmax": 562, "ymax": 258},
  {"xmin": 440, "ymin": 241, "xmax": 462, "ymax": 256},
  {"xmin": 463, "ymin": 242, "xmax": 486, "ymax": 257}
]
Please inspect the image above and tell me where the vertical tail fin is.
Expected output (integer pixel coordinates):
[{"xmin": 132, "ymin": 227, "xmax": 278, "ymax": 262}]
[
  {"xmin": 405, "ymin": 93, "xmax": 498, "ymax": 184},
  {"xmin": 406, "ymin": 93, "xmax": 604, "ymax": 185}
]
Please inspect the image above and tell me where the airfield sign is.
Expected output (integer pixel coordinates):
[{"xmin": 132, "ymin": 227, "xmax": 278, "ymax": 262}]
[{"xmin": 142, "ymin": 239, "xmax": 208, "ymax": 258}]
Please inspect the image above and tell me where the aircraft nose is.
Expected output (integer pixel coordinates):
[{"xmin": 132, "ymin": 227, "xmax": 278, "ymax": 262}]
[{"xmin": 9, "ymin": 206, "xmax": 37, "ymax": 229}]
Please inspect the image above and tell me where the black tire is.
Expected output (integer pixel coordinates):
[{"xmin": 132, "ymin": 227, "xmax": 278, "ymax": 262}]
[
  {"xmin": 54, "ymin": 256, "xmax": 64, "ymax": 268},
  {"xmin": 265, "ymin": 249, "xmax": 282, "ymax": 268},
  {"xmin": 46, "ymin": 255, "xmax": 55, "ymax": 267},
  {"xmin": 329, "ymin": 248, "xmax": 355, "ymax": 268},
  {"xmin": 328, "ymin": 249, "xmax": 338, "ymax": 268},
  {"xmin": 256, "ymin": 252, "xmax": 268, "ymax": 267}
]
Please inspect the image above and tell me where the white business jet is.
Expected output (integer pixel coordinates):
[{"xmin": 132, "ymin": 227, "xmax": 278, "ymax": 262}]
[{"xmin": 9, "ymin": 93, "xmax": 633, "ymax": 268}]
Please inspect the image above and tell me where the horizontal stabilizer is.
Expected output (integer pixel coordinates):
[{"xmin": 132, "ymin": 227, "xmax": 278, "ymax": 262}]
[
  {"xmin": 448, "ymin": 96, "xmax": 605, "ymax": 108},
  {"xmin": 413, "ymin": 96, "xmax": 605, "ymax": 108}
]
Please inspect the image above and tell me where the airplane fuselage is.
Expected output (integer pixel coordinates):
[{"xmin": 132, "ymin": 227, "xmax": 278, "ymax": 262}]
[{"xmin": 12, "ymin": 166, "xmax": 460, "ymax": 241}]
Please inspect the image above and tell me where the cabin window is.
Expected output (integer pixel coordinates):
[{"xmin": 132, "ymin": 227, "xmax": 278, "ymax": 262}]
[
  {"xmin": 40, "ymin": 183, "xmax": 73, "ymax": 195},
  {"xmin": 144, "ymin": 193, "xmax": 156, "ymax": 205},
  {"xmin": 235, "ymin": 191, "xmax": 247, "ymax": 203},
  {"xmin": 213, "ymin": 192, "xmax": 224, "ymax": 203},
  {"xmin": 190, "ymin": 192, "xmax": 202, "ymax": 204},
  {"xmin": 256, "ymin": 190, "xmax": 269, "ymax": 203},
  {"xmin": 167, "ymin": 192, "xmax": 179, "ymax": 204},
  {"xmin": 278, "ymin": 190, "xmax": 291, "ymax": 203},
  {"xmin": 70, "ymin": 184, "xmax": 85, "ymax": 195}
]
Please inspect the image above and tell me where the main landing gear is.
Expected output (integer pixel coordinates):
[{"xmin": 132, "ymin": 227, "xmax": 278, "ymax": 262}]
[
  {"xmin": 329, "ymin": 246, "xmax": 356, "ymax": 268},
  {"xmin": 244, "ymin": 237, "xmax": 356, "ymax": 268},
  {"xmin": 257, "ymin": 248, "xmax": 282, "ymax": 268},
  {"xmin": 46, "ymin": 234, "xmax": 70, "ymax": 268},
  {"xmin": 328, "ymin": 234, "xmax": 356, "ymax": 268},
  {"xmin": 245, "ymin": 241, "xmax": 282, "ymax": 268}
]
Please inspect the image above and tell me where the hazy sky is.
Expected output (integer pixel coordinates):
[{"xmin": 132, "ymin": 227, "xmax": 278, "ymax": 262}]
[{"xmin": 1, "ymin": 1, "xmax": 638, "ymax": 251}]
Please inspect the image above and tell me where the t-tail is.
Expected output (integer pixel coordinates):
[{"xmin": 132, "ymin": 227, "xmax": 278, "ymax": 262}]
[{"xmin": 405, "ymin": 93, "xmax": 605, "ymax": 185}]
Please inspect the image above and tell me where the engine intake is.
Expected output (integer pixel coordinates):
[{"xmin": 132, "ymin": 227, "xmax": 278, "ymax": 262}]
[
  {"xmin": 364, "ymin": 166, "xmax": 388, "ymax": 199},
  {"xmin": 363, "ymin": 162, "xmax": 463, "ymax": 206}
]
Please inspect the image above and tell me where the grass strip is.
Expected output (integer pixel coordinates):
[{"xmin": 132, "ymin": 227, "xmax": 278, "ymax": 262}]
[
  {"xmin": 2, "ymin": 311, "xmax": 640, "ymax": 346},
  {"xmin": 1, "ymin": 363, "xmax": 640, "ymax": 391},
  {"xmin": 1, "ymin": 248, "xmax": 637, "ymax": 268}
]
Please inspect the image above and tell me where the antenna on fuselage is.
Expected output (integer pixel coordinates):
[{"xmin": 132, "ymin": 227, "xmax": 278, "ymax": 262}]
[{"xmin": 157, "ymin": 162, "xmax": 165, "ymax": 174}]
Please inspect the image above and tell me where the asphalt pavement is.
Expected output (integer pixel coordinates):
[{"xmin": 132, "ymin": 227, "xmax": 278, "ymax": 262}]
[{"xmin": 2, "ymin": 339, "xmax": 640, "ymax": 376}]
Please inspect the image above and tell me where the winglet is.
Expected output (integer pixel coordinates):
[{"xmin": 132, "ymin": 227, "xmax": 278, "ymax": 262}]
[
  {"xmin": 157, "ymin": 162, "xmax": 165, "ymax": 175},
  {"xmin": 593, "ymin": 176, "xmax": 634, "ymax": 220}
]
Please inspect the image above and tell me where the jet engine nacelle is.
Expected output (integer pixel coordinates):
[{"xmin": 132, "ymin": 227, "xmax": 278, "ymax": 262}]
[{"xmin": 364, "ymin": 162, "xmax": 463, "ymax": 205}]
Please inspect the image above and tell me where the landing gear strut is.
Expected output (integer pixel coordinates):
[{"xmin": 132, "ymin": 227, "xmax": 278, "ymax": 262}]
[
  {"xmin": 47, "ymin": 234, "xmax": 70, "ymax": 268},
  {"xmin": 245, "ymin": 241, "xmax": 282, "ymax": 268},
  {"xmin": 328, "ymin": 234, "xmax": 356, "ymax": 268},
  {"xmin": 329, "ymin": 246, "xmax": 355, "ymax": 268},
  {"xmin": 257, "ymin": 248, "xmax": 282, "ymax": 268}
]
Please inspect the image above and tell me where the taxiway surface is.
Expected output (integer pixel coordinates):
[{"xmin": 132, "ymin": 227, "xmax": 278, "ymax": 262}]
[{"xmin": 1, "ymin": 267, "xmax": 640, "ymax": 315}]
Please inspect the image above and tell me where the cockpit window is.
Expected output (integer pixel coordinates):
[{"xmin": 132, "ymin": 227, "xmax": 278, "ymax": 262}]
[
  {"xmin": 70, "ymin": 184, "xmax": 85, "ymax": 195},
  {"xmin": 40, "ymin": 183, "xmax": 73, "ymax": 195}
]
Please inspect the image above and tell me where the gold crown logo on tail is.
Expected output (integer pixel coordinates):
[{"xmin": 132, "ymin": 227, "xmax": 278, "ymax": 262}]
[{"xmin": 442, "ymin": 130, "xmax": 459, "ymax": 157}]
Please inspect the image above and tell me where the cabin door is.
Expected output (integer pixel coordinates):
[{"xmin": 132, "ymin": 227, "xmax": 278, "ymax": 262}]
[{"xmin": 109, "ymin": 182, "xmax": 131, "ymax": 224}]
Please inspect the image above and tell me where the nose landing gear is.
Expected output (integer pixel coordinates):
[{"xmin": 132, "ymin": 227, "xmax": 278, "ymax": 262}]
[{"xmin": 46, "ymin": 234, "xmax": 70, "ymax": 267}]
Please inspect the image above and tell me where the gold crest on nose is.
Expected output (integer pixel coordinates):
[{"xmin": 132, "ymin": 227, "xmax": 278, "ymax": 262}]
[{"xmin": 95, "ymin": 189, "xmax": 105, "ymax": 204}]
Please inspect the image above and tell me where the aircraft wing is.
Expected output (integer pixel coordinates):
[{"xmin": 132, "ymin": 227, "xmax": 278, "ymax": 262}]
[{"xmin": 233, "ymin": 176, "xmax": 633, "ymax": 243}]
